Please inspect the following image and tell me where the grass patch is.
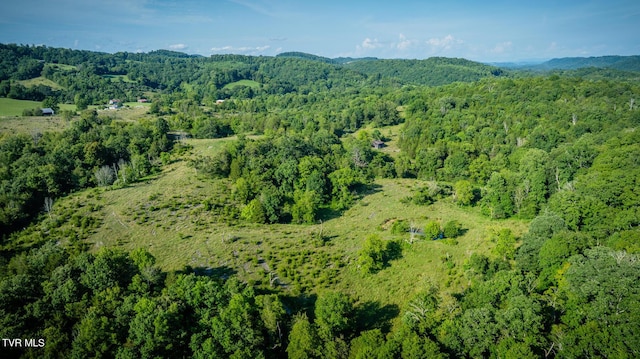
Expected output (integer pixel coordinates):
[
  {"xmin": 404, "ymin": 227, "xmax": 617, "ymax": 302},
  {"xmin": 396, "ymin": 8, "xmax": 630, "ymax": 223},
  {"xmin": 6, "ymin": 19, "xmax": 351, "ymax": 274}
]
[
  {"xmin": 0, "ymin": 115, "xmax": 69, "ymax": 134},
  {"xmin": 0, "ymin": 98, "xmax": 77, "ymax": 117},
  {"xmin": 48, "ymin": 63, "xmax": 77, "ymax": 71},
  {"xmin": 11, "ymin": 136, "xmax": 531, "ymax": 322},
  {"xmin": 0, "ymin": 98, "xmax": 44, "ymax": 116},
  {"xmin": 77, "ymin": 167, "xmax": 525, "ymax": 314},
  {"xmin": 223, "ymin": 79, "xmax": 261, "ymax": 90},
  {"xmin": 19, "ymin": 76, "xmax": 64, "ymax": 90}
]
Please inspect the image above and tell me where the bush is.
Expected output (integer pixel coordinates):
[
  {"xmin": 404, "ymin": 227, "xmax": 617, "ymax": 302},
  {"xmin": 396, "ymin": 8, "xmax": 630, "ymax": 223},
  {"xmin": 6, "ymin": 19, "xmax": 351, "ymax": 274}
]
[
  {"xmin": 424, "ymin": 221, "xmax": 441, "ymax": 240},
  {"xmin": 412, "ymin": 188, "xmax": 434, "ymax": 205},
  {"xmin": 443, "ymin": 220, "xmax": 463, "ymax": 238},
  {"xmin": 391, "ymin": 219, "xmax": 410, "ymax": 234},
  {"xmin": 241, "ymin": 198, "xmax": 266, "ymax": 224}
]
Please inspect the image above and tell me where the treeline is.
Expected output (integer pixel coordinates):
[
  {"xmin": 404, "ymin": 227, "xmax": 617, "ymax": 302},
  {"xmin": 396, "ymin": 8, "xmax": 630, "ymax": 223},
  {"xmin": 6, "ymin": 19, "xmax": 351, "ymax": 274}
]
[
  {"xmin": 397, "ymin": 76, "xmax": 640, "ymax": 220},
  {"xmin": 343, "ymin": 57, "xmax": 505, "ymax": 86},
  {"xmin": 0, "ymin": 44, "xmax": 384, "ymax": 106},
  {"xmin": 0, "ymin": 242, "xmax": 452, "ymax": 359},
  {"xmin": 191, "ymin": 131, "xmax": 394, "ymax": 224},
  {"xmin": 0, "ymin": 110, "xmax": 172, "ymax": 235},
  {"xmin": 2, "ymin": 219, "xmax": 637, "ymax": 358}
]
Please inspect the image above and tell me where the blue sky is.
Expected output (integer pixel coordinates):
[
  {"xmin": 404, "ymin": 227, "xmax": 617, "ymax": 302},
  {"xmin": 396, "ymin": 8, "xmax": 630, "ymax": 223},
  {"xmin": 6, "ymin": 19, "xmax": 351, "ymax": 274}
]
[{"xmin": 1, "ymin": 0, "xmax": 638, "ymax": 62}]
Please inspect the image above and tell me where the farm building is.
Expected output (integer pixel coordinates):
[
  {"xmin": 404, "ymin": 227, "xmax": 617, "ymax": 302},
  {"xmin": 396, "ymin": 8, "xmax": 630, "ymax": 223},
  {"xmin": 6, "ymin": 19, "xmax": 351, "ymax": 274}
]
[
  {"xmin": 41, "ymin": 108, "xmax": 55, "ymax": 116},
  {"xmin": 108, "ymin": 99, "xmax": 122, "ymax": 109},
  {"xmin": 372, "ymin": 140, "xmax": 385, "ymax": 149}
]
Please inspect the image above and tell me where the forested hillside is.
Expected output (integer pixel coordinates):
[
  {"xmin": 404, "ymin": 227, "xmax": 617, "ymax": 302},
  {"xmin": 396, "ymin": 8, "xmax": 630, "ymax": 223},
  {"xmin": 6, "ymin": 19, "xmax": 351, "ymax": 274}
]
[
  {"xmin": 342, "ymin": 57, "xmax": 505, "ymax": 86},
  {"xmin": 1, "ymin": 44, "xmax": 639, "ymax": 358},
  {"xmin": 532, "ymin": 55, "xmax": 640, "ymax": 72}
]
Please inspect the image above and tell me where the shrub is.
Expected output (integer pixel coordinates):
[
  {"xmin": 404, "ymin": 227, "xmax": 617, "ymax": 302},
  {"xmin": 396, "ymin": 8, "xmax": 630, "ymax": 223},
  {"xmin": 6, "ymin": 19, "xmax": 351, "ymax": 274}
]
[
  {"xmin": 443, "ymin": 220, "xmax": 463, "ymax": 238},
  {"xmin": 424, "ymin": 221, "xmax": 441, "ymax": 240},
  {"xmin": 391, "ymin": 219, "xmax": 410, "ymax": 234}
]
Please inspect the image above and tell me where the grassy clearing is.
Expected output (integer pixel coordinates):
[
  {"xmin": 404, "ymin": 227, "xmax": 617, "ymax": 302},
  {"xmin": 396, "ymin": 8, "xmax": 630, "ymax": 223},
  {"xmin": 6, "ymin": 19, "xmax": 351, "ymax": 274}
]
[
  {"xmin": 0, "ymin": 98, "xmax": 44, "ymax": 116},
  {"xmin": 352, "ymin": 123, "xmax": 403, "ymax": 159},
  {"xmin": 0, "ymin": 115, "xmax": 69, "ymax": 134},
  {"xmin": 23, "ymin": 135, "xmax": 529, "ymax": 324},
  {"xmin": 0, "ymin": 99, "xmax": 149, "ymax": 134},
  {"xmin": 19, "ymin": 76, "xmax": 64, "ymax": 90},
  {"xmin": 0, "ymin": 98, "xmax": 76, "ymax": 117},
  {"xmin": 223, "ymin": 79, "xmax": 261, "ymax": 90},
  {"xmin": 35, "ymin": 139, "xmax": 528, "ymax": 319},
  {"xmin": 330, "ymin": 179, "xmax": 528, "ymax": 311},
  {"xmin": 96, "ymin": 106, "xmax": 152, "ymax": 122},
  {"xmin": 48, "ymin": 63, "xmax": 77, "ymax": 71}
]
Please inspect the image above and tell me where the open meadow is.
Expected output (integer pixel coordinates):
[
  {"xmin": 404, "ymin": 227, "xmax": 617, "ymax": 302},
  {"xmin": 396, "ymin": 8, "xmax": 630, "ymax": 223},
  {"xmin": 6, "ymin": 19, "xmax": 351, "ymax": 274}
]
[{"xmin": 38, "ymin": 136, "xmax": 528, "ymax": 322}]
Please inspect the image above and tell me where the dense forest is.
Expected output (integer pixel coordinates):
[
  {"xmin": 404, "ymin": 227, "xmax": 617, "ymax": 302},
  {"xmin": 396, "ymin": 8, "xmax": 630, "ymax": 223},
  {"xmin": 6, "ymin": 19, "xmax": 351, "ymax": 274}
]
[{"xmin": 1, "ymin": 44, "xmax": 639, "ymax": 358}]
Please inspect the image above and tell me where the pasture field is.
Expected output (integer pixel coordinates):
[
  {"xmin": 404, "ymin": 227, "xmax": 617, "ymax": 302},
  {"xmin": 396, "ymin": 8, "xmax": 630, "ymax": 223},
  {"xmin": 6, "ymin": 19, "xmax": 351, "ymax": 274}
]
[
  {"xmin": 0, "ymin": 98, "xmax": 76, "ymax": 116},
  {"xmin": 223, "ymin": 79, "xmax": 261, "ymax": 89},
  {"xmin": 19, "ymin": 76, "xmax": 64, "ymax": 90},
  {"xmin": 0, "ymin": 98, "xmax": 44, "ymax": 116},
  {"xmin": 37, "ymin": 135, "xmax": 528, "ymax": 321},
  {"xmin": 0, "ymin": 115, "xmax": 69, "ymax": 134}
]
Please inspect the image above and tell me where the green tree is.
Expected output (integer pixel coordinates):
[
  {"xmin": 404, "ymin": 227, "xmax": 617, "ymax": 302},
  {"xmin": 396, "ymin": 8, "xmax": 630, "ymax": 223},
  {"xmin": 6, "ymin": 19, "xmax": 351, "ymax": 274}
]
[
  {"xmin": 358, "ymin": 234, "xmax": 387, "ymax": 273},
  {"xmin": 490, "ymin": 228, "xmax": 516, "ymax": 261},
  {"xmin": 482, "ymin": 171, "xmax": 514, "ymax": 219},
  {"xmin": 453, "ymin": 179, "xmax": 474, "ymax": 206},
  {"xmin": 348, "ymin": 329, "xmax": 386, "ymax": 359},
  {"xmin": 291, "ymin": 190, "xmax": 321, "ymax": 224},
  {"xmin": 424, "ymin": 221, "xmax": 441, "ymax": 240},
  {"xmin": 74, "ymin": 94, "xmax": 89, "ymax": 111},
  {"xmin": 287, "ymin": 313, "xmax": 320, "ymax": 359},
  {"xmin": 516, "ymin": 148, "xmax": 549, "ymax": 218},
  {"xmin": 241, "ymin": 198, "xmax": 266, "ymax": 224},
  {"xmin": 314, "ymin": 292, "xmax": 354, "ymax": 340},
  {"xmin": 457, "ymin": 306, "xmax": 499, "ymax": 358},
  {"xmin": 559, "ymin": 247, "xmax": 640, "ymax": 358},
  {"xmin": 42, "ymin": 96, "xmax": 59, "ymax": 112},
  {"xmin": 443, "ymin": 220, "xmax": 463, "ymax": 238}
]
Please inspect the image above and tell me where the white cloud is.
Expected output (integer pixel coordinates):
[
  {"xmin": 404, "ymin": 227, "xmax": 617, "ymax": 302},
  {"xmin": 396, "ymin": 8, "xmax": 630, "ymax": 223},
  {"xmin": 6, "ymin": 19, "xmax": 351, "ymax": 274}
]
[
  {"xmin": 169, "ymin": 43, "xmax": 188, "ymax": 50},
  {"xmin": 361, "ymin": 37, "xmax": 383, "ymax": 50},
  {"xmin": 396, "ymin": 33, "xmax": 414, "ymax": 50},
  {"xmin": 353, "ymin": 38, "xmax": 387, "ymax": 57},
  {"xmin": 210, "ymin": 45, "xmax": 271, "ymax": 55},
  {"xmin": 492, "ymin": 41, "xmax": 512, "ymax": 54},
  {"xmin": 427, "ymin": 34, "xmax": 463, "ymax": 50}
]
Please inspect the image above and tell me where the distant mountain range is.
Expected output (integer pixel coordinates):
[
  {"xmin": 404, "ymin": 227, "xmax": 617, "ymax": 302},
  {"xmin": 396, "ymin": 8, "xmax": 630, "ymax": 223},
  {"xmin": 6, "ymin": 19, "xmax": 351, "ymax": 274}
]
[
  {"xmin": 277, "ymin": 52, "xmax": 640, "ymax": 85},
  {"xmin": 277, "ymin": 52, "xmax": 504, "ymax": 86},
  {"xmin": 496, "ymin": 55, "xmax": 640, "ymax": 72}
]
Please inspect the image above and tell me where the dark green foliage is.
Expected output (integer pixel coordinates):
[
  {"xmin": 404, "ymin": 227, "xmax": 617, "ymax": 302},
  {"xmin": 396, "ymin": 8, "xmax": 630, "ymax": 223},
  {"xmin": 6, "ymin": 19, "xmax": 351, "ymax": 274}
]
[
  {"xmin": 424, "ymin": 221, "xmax": 441, "ymax": 240},
  {"xmin": 197, "ymin": 132, "xmax": 373, "ymax": 224},
  {"xmin": 0, "ymin": 115, "xmax": 172, "ymax": 234},
  {"xmin": 390, "ymin": 219, "xmax": 410, "ymax": 235},
  {"xmin": 559, "ymin": 247, "xmax": 640, "ymax": 358},
  {"xmin": 2, "ymin": 44, "xmax": 640, "ymax": 359},
  {"xmin": 314, "ymin": 292, "xmax": 354, "ymax": 339},
  {"xmin": 530, "ymin": 55, "xmax": 640, "ymax": 72},
  {"xmin": 344, "ymin": 57, "xmax": 504, "ymax": 86},
  {"xmin": 443, "ymin": 220, "xmax": 463, "ymax": 238},
  {"xmin": 409, "ymin": 186, "xmax": 434, "ymax": 206},
  {"xmin": 357, "ymin": 234, "xmax": 402, "ymax": 274},
  {"xmin": 287, "ymin": 313, "xmax": 320, "ymax": 359},
  {"xmin": 482, "ymin": 171, "xmax": 515, "ymax": 219}
]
